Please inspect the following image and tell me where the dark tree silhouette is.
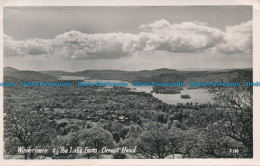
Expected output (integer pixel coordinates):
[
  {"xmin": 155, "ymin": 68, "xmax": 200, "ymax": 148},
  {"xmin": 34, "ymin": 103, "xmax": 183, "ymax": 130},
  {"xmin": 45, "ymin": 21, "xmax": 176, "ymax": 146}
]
[
  {"xmin": 202, "ymin": 73, "xmax": 253, "ymax": 157},
  {"xmin": 137, "ymin": 122, "xmax": 182, "ymax": 158},
  {"xmin": 5, "ymin": 105, "xmax": 55, "ymax": 159},
  {"xmin": 79, "ymin": 126, "xmax": 115, "ymax": 158}
]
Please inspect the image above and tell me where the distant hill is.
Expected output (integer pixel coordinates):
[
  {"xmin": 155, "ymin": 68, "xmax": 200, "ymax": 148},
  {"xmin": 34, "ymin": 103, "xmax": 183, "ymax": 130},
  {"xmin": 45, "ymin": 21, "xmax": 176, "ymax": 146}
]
[
  {"xmin": 40, "ymin": 68, "xmax": 252, "ymax": 84},
  {"xmin": 40, "ymin": 70, "xmax": 74, "ymax": 77},
  {"xmin": 39, "ymin": 68, "xmax": 181, "ymax": 81},
  {"xmin": 4, "ymin": 67, "xmax": 252, "ymax": 85},
  {"xmin": 4, "ymin": 67, "xmax": 19, "ymax": 74},
  {"xmin": 4, "ymin": 67, "xmax": 57, "ymax": 81}
]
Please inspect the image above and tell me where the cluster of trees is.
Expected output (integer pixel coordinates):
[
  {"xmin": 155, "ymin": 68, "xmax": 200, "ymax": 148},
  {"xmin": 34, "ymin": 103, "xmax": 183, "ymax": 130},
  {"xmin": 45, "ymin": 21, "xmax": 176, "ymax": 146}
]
[
  {"xmin": 4, "ymin": 105, "xmax": 55, "ymax": 159},
  {"xmin": 4, "ymin": 75, "xmax": 253, "ymax": 159}
]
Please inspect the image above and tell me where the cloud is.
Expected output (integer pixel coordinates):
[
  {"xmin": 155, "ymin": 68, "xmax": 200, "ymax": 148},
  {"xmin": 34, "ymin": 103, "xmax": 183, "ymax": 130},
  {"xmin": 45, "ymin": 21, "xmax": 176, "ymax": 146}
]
[
  {"xmin": 4, "ymin": 34, "xmax": 13, "ymax": 41},
  {"xmin": 216, "ymin": 20, "xmax": 252, "ymax": 54},
  {"xmin": 4, "ymin": 36, "xmax": 53, "ymax": 58},
  {"xmin": 4, "ymin": 20, "xmax": 252, "ymax": 60},
  {"xmin": 138, "ymin": 19, "xmax": 224, "ymax": 52},
  {"xmin": 54, "ymin": 31, "xmax": 138, "ymax": 59}
]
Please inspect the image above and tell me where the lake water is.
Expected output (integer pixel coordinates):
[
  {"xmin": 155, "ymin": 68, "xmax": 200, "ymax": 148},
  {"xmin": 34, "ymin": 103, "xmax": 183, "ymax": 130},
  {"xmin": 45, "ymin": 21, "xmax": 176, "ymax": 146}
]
[
  {"xmin": 152, "ymin": 88, "xmax": 212, "ymax": 104},
  {"xmin": 59, "ymin": 76, "xmax": 212, "ymax": 105},
  {"xmin": 128, "ymin": 84, "xmax": 212, "ymax": 104},
  {"xmin": 59, "ymin": 76, "xmax": 86, "ymax": 80}
]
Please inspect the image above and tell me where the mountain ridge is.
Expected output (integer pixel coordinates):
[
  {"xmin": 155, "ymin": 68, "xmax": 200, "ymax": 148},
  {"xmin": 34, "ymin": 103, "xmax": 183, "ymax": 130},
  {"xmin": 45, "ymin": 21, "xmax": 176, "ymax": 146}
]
[{"xmin": 3, "ymin": 67, "xmax": 252, "ymax": 84}]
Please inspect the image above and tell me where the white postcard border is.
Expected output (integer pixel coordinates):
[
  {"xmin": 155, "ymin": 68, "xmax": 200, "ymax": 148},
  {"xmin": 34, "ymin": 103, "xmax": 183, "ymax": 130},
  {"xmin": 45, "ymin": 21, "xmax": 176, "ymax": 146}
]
[{"xmin": 0, "ymin": 0, "xmax": 259, "ymax": 165}]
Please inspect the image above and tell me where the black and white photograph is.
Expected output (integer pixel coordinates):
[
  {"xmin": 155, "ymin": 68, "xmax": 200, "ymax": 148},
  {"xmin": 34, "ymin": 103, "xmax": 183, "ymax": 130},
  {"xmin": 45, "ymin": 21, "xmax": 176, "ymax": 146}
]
[{"xmin": 1, "ymin": 1, "xmax": 258, "ymax": 163}]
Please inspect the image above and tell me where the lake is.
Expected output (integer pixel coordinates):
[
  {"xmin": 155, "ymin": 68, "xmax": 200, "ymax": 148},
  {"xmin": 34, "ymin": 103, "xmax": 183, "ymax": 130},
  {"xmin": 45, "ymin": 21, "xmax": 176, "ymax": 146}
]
[
  {"xmin": 128, "ymin": 83, "xmax": 212, "ymax": 104},
  {"xmin": 59, "ymin": 76, "xmax": 212, "ymax": 105},
  {"xmin": 152, "ymin": 88, "xmax": 212, "ymax": 105},
  {"xmin": 58, "ymin": 76, "xmax": 87, "ymax": 80}
]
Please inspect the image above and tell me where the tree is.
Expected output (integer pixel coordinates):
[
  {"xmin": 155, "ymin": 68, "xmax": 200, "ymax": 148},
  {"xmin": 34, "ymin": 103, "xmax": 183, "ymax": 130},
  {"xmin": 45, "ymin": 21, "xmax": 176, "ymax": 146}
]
[
  {"xmin": 180, "ymin": 129, "xmax": 200, "ymax": 158},
  {"xmin": 5, "ymin": 105, "xmax": 55, "ymax": 159},
  {"xmin": 202, "ymin": 73, "xmax": 253, "ymax": 157},
  {"xmin": 128, "ymin": 124, "xmax": 142, "ymax": 138},
  {"xmin": 121, "ymin": 136, "xmax": 138, "ymax": 149},
  {"xmin": 79, "ymin": 126, "xmax": 115, "ymax": 158},
  {"xmin": 63, "ymin": 124, "xmax": 80, "ymax": 135},
  {"xmin": 113, "ymin": 153, "xmax": 127, "ymax": 159},
  {"xmin": 52, "ymin": 132, "xmax": 80, "ymax": 159},
  {"xmin": 157, "ymin": 113, "xmax": 166, "ymax": 123},
  {"xmin": 194, "ymin": 121, "xmax": 245, "ymax": 158},
  {"xmin": 76, "ymin": 112, "xmax": 83, "ymax": 119},
  {"xmin": 120, "ymin": 127, "xmax": 129, "ymax": 140},
  {"xmin": 168, "ymin": 114, "xmax": 176, "ymax": 123},
  {"xmin": 137, "ymin": 122, "xmax": 182, "ymax": 159},
  {"xmin": 112, "ymin": 132, "xmax": 120, "ymax": 143},
  {"xmin": 172, "ymin": 120, "xmax": 181, "ymax": 128}
]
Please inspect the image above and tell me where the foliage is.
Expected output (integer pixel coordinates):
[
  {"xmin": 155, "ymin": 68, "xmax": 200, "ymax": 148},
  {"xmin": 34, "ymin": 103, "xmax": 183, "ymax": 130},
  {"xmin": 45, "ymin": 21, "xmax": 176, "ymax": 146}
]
[
  {"xmin": 79, "ymin": 126, "xmax": 115, "ymax": 158},
  {"xmin": 5, "ymin": 105, "xmax": 55, "ymax": 159},
  {"xmin": 113, "ymin": 153, "xmax": 127, "ymax": 159},
  {"xmin": 137, "ymin": 122, "xmax": 183, "ymax": 158}
]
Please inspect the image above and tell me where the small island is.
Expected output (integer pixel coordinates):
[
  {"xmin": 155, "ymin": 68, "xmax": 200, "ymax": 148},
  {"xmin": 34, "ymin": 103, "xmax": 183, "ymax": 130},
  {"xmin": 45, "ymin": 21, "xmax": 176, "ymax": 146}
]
[
  {"xmin": 181, "ymin": 94, "xmax": 191, "ymax": 99},
  {"xmin": 152, "ymin": 86, "xmax": 183, "ymax": 94}
]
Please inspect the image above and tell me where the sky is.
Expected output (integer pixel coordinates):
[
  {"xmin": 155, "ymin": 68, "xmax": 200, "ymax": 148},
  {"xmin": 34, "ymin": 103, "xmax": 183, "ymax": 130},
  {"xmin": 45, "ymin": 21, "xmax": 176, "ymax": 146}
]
[{"xmin": 3, "ymin": 6, "xmax": 252, "ymax": 71}]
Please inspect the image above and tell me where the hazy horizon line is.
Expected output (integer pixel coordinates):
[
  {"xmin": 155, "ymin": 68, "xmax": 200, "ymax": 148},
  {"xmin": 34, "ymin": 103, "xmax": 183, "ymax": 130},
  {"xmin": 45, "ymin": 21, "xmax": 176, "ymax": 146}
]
[{"xmin": 3, "ymin": 66, "xmax": 253, "ymax": 73}]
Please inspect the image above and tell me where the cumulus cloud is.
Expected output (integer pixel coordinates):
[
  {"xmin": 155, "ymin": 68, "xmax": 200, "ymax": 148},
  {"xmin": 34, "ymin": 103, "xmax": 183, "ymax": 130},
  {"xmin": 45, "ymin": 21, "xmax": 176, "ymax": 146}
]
[
  {"xmin": 54, "ymin": 31, "xmax": 138, "ymax": 59},
  {"xmin": 4, "ymin": 36, "xmax": 53, "ymax": 58},
  {"xmin": 4, "ymin": 19, "xmax": 252, "ymax": 60},
  {"xmin": 138, "ymin": 19, "xmax": 224, "ymax": 52},
  {"xmin": 216, "ymin": 20, "xmax": 252, "ymax": 54}
]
